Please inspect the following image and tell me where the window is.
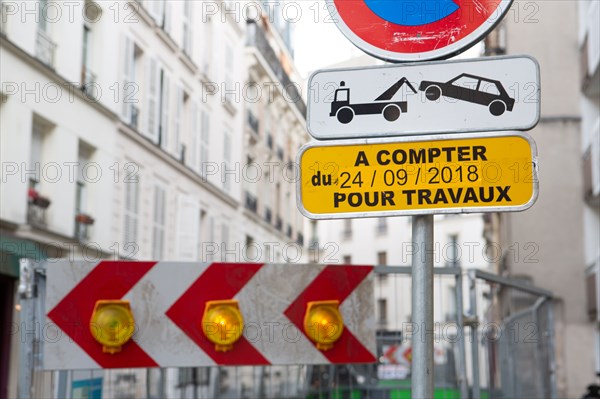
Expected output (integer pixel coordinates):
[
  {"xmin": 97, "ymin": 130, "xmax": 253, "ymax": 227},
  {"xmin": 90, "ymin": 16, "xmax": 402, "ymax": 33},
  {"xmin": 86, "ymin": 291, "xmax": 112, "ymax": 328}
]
[
  {"xmin": 245, "ymin": 235, "xmax": 258, "ymax": 261},
  {"xmin": 190, "ymin": 102, "xmax": 199, "ymax": 170},
  {"xmin": 120, "ymin": 37, "xmax": 139, "ymax": 127},
  {"xmin": 203, "ymin": 19, "xmax": 213, "ymax": 76},
  {"xmin": 197, "ymin": 209, "xmax": 207, "ymax": 261},
  {"xmin": 81, "ymin": 1, "xmax": 99, "ymax": 88},
  {"xmin": 123, "ymin": 175, "xmax": 140, "ymax": 257},
  {"xmin": 451, "ymin": 75, "xmax": 480, "ymax": 90},
  {"xmin": 342, "ymin": 219, "xmax": 352, "ymax": 239},
  {"xmin": 182, "ymin": 1, "xmax": 192, "ymax": 56},
  {"xmin": 38, "ymin": 0, "xmax": 48, "ymax": 32},
  {"xmin": 82, "ymin": 23, "xmax": 92, "ymax": 82},
  {"xmin": 191, "ymin": 105, "xmax": 209, "ymax": 174},
  {"xmin": 336, "ymin": 89, "xmax": 349, "ymax": 102},
  {"xmin": 343, "ymin": 255, "xmax": 352, "ymax": 264},
  {"xmin": 377, "ymin": 298, "xmax": 387, "ymax": 326},
  {"xmin": 145, "ymin": 58, "xmax": 160, "ymax": 142},
  {"xmin": 480, "ymin": 81, "xmax": 501, "ymax": 95},
  {"xmin": 75, "ymin": 147, "xmax": 90, "ymax": 215},
  {"xmin": 29, "ymin": 124, "xmax": 43, "ymax": 190},
  {"xmin": 173, "ymin": 87, "xmax": 184, "ymax": 159},
  {"xmin": 152, "ymin": 185, "xmax": 166, "ymax": 259},
  {"xmin": 447, "ymin": 234, "xmax": 460, "ymax": 267},
  {"xmin": 27, "ymin": 118, "xmax": 52, "ymax": 227},
  {"xmin": 222, "ymin": 223, "xmax": 231, "ymax": 261},
  {"xmin": 222, "ymin": 223, "xmax": 230, "ymax": 246},
  {"xmin": 377, "ymin": 251, "xmax": 387, "ymax": 266},
  {"xmin": 159, "ymin": 68, "xmax": 170, "ymax": 150},
  {"xmin": 223, "ymin": 130, "xmax": 232, "ymax": 192},
  {"xmin": 376, "ymin": 217, "xmax": 387, "ymax": 235},
  {"xmin": 225, "ymin": 44, "xmax": 234, "ymax": 92},
  {"xmin": 35, "ymin": 0, "xmax": 56, "ymax": 67},
  {"xmin": 200, "ymin": 111, "xmax": 209, "ymax": 166},
  {"xmin": 145, "ymin": 0, "xmax": 165, "ymax": 27},
  {"xmin": 162, "ymin": 0, "xmax": 171, "ymax": 33}
]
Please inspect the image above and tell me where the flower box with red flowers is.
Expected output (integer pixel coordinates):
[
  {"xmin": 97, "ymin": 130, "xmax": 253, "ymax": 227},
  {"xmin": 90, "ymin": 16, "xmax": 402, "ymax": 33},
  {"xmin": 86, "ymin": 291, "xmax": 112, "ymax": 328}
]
[
  {"xmin": 28, "ymin": 188, "xmax": 51, "ymax": 208},
  {"xmin": 75, "ymin": 213, "xmax": 95, "ymax": 225}
]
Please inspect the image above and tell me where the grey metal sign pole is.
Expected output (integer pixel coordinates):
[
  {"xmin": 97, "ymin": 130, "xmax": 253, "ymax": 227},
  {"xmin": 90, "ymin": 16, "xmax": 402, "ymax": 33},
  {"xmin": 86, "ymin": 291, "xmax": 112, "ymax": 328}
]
[{"xmin": 411, "ymin": 214, "xmax": 434, "ymax": 399}]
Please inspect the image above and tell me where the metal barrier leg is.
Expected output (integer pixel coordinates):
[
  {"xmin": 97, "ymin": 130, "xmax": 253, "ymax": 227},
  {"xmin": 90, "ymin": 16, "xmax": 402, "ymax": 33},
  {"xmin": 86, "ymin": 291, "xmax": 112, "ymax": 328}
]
[
  {"xmin": 547, "ymin": 300, "xmax": 557, "ymax": 399},
  {"xmin": 468, "ymin": 270, "xmax": 480, "ymax": 399},
  {"xmin": 455, "ymin": 272, "xmax": 469, "ymax": 399},
  {"xmin": 17, "ymin": 259, "xmax": 36, "ymax": 399},
  {"xmin": 411, "ymin": 215, "xmax": 434, "ymax": 399}
]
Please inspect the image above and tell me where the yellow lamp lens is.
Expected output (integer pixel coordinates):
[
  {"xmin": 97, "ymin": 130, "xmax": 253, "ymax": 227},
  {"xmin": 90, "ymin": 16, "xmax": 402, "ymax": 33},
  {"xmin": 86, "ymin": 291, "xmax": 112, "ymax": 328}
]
[
  {"xmin": 90, "ymin": 300, "xmax": 135, "ymax": 354},
  {"xmin": 202, "ymin": 300, "xmax": 244, "ymax": 352},
  {"xmin": 304, "ymin": 301, "xmax": 344, "ymax": 351}
]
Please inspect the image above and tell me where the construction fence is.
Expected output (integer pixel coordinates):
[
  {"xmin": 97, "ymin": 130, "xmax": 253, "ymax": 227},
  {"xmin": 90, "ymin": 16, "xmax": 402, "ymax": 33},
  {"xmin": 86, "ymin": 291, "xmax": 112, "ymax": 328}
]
[{"xmin": 15, "ymin": 261, "xmax": 556, "ymax": 399}]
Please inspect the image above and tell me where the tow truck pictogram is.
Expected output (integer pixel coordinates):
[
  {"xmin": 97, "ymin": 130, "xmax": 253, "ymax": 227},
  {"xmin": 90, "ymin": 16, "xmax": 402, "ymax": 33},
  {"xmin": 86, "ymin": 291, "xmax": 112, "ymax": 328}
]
[{"xmin": 330, "ymin": 78, "xmax": 417, "ymax": 124}]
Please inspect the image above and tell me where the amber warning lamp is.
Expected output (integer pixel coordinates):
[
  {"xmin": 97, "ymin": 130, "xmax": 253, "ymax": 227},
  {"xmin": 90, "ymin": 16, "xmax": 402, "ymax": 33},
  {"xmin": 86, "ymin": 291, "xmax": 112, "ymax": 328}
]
[
  {"xmin": 304, "ymin": 300, "xmax": 344, "ymax": 351},
  {"xmin": 90, "ymin": 300, "xmax": 135, "ymax": 354},
  {"xmin": 202, "ymin": 300, "xmax": 244, "ymax": 352}
]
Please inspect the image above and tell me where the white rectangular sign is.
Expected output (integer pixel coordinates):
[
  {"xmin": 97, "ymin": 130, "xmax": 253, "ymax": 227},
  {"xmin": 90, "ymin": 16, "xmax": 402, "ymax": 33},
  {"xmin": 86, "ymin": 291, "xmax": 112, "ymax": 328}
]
[{"xmin": 307, "ymin": 55, "xmax": 540, "ymax": 139}]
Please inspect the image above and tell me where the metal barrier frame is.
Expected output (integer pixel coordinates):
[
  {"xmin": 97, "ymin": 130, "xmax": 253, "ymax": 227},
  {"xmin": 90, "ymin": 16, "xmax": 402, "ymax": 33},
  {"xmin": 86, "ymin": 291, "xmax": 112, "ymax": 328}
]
[
  {"xmin": 17, "ymin": 260, "xmax": 556, "ymax": 399},
  {"xmin": 468, "ymin": 269, "xmax": 556, "ymax": 399}
]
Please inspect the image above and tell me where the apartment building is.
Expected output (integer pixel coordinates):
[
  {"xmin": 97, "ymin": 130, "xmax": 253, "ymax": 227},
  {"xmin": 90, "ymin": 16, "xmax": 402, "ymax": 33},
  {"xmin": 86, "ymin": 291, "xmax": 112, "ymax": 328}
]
[
  {"xmin": 484, "ymin": 1, "xmax": 596, "ymax": 396},
  {"xmin": 0, "ymin": 1, "xmax": 308, "ymax": 397},
  {"xmin": 578, "ymin": 0, "xmax": 600, "ymax": 379}
]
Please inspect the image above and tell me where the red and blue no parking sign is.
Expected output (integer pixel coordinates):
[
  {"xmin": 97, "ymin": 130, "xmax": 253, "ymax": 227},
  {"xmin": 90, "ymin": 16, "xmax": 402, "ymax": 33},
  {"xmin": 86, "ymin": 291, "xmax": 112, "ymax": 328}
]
[{"xmin": 328, "ymin": 0, "xmax": 513, "ymax": 61}]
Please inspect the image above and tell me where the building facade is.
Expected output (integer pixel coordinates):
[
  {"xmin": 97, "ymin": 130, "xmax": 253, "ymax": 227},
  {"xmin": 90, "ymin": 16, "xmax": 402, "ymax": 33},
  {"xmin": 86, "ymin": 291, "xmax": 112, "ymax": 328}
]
[
  {"xmin": 485, "ymin": 1, "xmax": 597, "ymax": 396},
  {"xmin": 578, "ymin": 0, "xmax": 600, "ymax": 379},
  {"xmin": 0, "ymin": 1, "xmax": 308, "ymax": 397}
]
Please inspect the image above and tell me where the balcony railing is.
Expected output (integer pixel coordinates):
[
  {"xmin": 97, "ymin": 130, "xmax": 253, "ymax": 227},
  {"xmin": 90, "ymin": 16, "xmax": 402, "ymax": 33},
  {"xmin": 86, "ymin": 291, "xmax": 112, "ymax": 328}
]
[
  {"xmin": 245, "ymin": 191, "xmax": 258, "ymax": 213},
  {"xmin": 27, "ymin": 187, "xmax": 50, "ymax": 228},
  {"xmin": 247, "ymin": 110, "xmax": 259, "ymax": 135},
  {"xmin": 35, "ymin": 29, "xmax": 56, "ymax": 68},
  {"xmin": 75, "ymin": 213, "xmax": 94, "ymax": 242},
  {"xmin": 81, "ymin": 67, "xmax": 99, "ymax": 100},
  {"xmin": 130, "ymin": 105, "xmax": 140, "ymax": 130},
  {"xmin": 75, "ymin": 222, "xmax": 90, "ymax": 242},
  {"xmin": 246, "ymin": 21, "xmax": 306, "ymax": 118},
  {"xmin": 27, "ymin": 202, "xmax": 47, "ymax": 227}
]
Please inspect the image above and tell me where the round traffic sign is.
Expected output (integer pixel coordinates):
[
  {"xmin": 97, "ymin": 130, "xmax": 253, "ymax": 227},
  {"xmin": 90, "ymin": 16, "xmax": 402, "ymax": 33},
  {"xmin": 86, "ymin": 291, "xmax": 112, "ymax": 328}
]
[{"xmin": 327, "ymin": 0, "xmax": 513, "ymax": 61}]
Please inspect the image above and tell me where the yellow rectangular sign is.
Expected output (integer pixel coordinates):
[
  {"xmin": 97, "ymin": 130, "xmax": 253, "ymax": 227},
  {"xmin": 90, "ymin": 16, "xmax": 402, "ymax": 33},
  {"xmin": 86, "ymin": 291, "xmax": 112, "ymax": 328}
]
[{"xmin": 297, "ymin": 133, "xmax": 538, "ymax": 219}]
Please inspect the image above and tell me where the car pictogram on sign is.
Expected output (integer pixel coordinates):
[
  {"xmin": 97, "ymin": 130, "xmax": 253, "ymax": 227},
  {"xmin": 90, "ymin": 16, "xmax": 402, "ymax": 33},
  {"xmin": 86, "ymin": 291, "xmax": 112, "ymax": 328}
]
[
  {"xmin": 330, "ymin": 78, "xmax": 418, "ymax": 124},
  {"xmin": 419, "ymin": 73, "xmax": 516, "ymax": 116}
]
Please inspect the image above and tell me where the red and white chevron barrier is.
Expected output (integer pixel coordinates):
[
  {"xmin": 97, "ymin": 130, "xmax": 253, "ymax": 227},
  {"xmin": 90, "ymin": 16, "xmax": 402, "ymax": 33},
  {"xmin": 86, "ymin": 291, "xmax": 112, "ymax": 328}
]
[{"xmin": 44, "ymin": 261, "xmax": 376, "ymax": 369}]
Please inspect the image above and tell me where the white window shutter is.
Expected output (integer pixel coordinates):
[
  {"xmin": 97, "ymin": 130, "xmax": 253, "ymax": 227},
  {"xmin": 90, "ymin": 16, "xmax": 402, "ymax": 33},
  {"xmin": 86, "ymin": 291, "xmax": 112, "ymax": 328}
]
[
  {"xmin": 182, "ymin": 2, "xmax": 193, "ymax": 57},
  {"xmin": 173, "ymin": 86, "xmax": 182, "ymax": 159},
  {"xmin": 152, "ymin": 185, "xmax": 166, "ymax": 259},
  {"xmin": 201, "ymin": 110, "xmax": 209, "ymax": 165},
  {"xmin": 189, "ymin": 102, "xmax": 198, "ymax": 169},
  {"xmin": 146, "ymin": 58, "xmax": 159, "ymax": 142},
  {"xmin": 175, "ymin": 194, "xmax": 199, "ymax": 261},
  {"xmin": 123, "ymin": 179, "xmax": 140, "ymax": 255},
  {"xmin": 160, "ymin": 72, "xmax": 170, "ymax": 151},
  {"xmin": 163, "ymin": 0, "xmax": 172, "ymax": 33},
  {"xmin": 121, "ymin": 36, "xmax": 133, "ymax": 121}
]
